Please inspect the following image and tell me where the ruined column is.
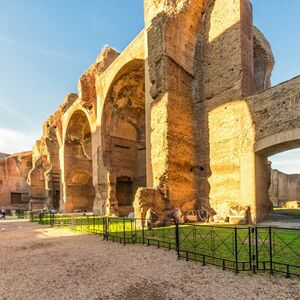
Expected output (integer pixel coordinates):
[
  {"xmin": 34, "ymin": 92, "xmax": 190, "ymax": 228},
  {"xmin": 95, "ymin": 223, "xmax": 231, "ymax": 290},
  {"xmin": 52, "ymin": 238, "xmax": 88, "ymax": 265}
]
[
  {"xmin": 135, "ymin": 0, "xmax": 207, "ymax": 216},
  {"xmin": 135, "ymin": 0, "xmax": 256, "ymax": 219},
  {"xmin": 192, "ymin": 0, "xmax": 256, "ymax": 220}
]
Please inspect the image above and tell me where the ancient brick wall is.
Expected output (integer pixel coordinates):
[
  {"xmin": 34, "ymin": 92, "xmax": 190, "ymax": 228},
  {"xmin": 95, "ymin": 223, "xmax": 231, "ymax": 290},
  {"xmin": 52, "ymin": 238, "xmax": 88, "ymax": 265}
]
[
  {"xmin": 248, "ymin": 77, "xmax": 300, "ymax": 220},
  {"xmin": 204, "ymin": 76, "xmax": 300, "ymax": 222},
  {"xmin": 27, "ymin": 107, "xmax": 63, "ymax": 210},
  {"xmin": 253, "ymin": 27, "xmax": 274, "ymax": 93},
  {"xmin": 0, "ymin": 152, "xmax": 32, "ymax": 209},
  {"xmin": 100, "ymin": 64, "xmax": 146, "ymax": 216},
  {"xmin": 144, "ymin": 0, "xmax": 206, "ymax": 213},
  {"xmin": 5, "ymin": 0, "xmax": 298, "ymax": 224},
  {"xmin": 269, "ymin": 169, "xmax": 300, "ymax": 206},
  {"xmin": 192, "ymin": 0, "xmax": 254, "ymax": 218}
]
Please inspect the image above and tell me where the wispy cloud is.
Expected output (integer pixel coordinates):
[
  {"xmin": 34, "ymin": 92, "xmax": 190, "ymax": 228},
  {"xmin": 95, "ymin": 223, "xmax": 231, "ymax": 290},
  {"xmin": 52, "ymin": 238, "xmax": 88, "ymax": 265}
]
[
  {"xmin": 0, "ymin": 102, "xmax": 34, "ymax": 127},
  {"xmin": 0, "ymin": 34, "xmax": 80, "ymax": 61},
  {"xmin": 0, "ymin": 128, "xmax": 39, "ymax": 154}
]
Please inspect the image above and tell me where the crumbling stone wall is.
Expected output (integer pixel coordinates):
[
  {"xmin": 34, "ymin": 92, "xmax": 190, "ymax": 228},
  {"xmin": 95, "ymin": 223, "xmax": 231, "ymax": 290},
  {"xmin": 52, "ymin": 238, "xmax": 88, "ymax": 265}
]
[
  {"xmin": 78, "ymin": 47, "xmax": 119, "ymax": 113},
  {"xmin": 5, "ymin": 0, "xmax": 299, "ymax": 224},
  {"xmin": 253, "ymin": 27, "xmax": 275, "ymax": 93},
  {"xmin": 63, "ymin": 110, "xmax": 94, "ymax": 212},
  {"xmin": 101, "ymin": 65, "xmax": 146, "ymax": 216},
  {"xmin": 27, "ymin": 98, "xmax": 67, "ymax": 210},
  {"xmin": 140, "ymin": 0, "xmax": 207, "ymax": 216},
  {"xmin": 0, "ymin": 152, "xmax": 32, "ymax": 209},
  {"xmin": 0, "ymin": 153, "xmax": 9, "ymax": 160},
  {"xmin": 269, "ymin": 169, "xmax": 300, "ymax": 207},
  {"xmin": 206, "ymin": 76, "xmax": 300, "ymax": 222},
  {"xmin": 94, "ymin": 37, "xmax": 144, "ymax": 214},
  {"xmin": 192, "ymin": 0, "xmax": 254, "ymax": 219},
  {"xmin": 59, "ymin": 0, "xmax": 300, "ymax": 222},
  {"xmin": 59, "ymin": 47, "xmax": 120, "ymax": 213},
  {"xmin": 248, "ymin": 76, "xmax": 300, "ymax": 221}
]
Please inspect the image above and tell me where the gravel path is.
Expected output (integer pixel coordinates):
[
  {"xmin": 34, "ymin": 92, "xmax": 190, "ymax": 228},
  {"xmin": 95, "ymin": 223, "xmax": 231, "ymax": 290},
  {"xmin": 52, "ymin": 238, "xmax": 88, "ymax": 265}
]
[{"xmin": 0, "ymin": 219, "xmax": 299, "ymax": 300}]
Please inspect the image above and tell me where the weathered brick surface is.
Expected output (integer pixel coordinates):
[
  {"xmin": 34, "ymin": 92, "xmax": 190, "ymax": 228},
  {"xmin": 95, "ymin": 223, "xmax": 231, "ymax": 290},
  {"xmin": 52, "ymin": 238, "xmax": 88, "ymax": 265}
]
[
  {"xmin": 2, "ymin": 0, "xmax": 299, "ymax": 223},
  {"xmin": 269, "ymin": 169, "xmax": 300, "ymax": 207},
  {"xmin": 0, "ymin": 152, "xmax": 32, "ymax": 209}
]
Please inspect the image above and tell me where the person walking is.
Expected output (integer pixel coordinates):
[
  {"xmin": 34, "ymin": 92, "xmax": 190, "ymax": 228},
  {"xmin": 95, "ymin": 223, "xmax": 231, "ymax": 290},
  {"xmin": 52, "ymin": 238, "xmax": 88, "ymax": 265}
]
[{"xmin": 0, "ymin": 208, "xmax": 6, "ymax": 219}]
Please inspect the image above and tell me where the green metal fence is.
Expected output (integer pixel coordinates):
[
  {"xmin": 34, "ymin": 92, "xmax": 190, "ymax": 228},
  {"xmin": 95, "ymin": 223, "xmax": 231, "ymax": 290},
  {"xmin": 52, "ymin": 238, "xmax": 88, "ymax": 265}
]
[{"xmin": 29, "ymin": 212, "xmax": 300, "ymax": 277}]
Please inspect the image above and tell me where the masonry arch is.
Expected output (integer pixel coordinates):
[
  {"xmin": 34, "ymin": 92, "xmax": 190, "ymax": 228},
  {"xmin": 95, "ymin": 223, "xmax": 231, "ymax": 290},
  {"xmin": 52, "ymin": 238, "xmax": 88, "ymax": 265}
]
[
  {"xmin": 101, "ymin": 59, "xmax": 146, "ymax": 216},
  {"xmin": 64, "ymin": 109, "xmax": 95, "ymax": 212},
  {"xmin": 255, "ymin": 128, "xmax": 300, "ymax": 221}
]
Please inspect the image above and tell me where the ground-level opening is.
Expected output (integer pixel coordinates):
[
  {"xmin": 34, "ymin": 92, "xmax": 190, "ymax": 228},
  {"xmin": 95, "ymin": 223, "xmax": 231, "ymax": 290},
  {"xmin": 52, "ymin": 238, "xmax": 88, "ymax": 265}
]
[
  {"xmin": 10, "ymin": 192, "xmax": 30, "ymax": 210},
  {"xmin": 53, "ymin": 190, "xmax": 60, "ymax": 210},
  {"xmin": 267, "ymin": 148, "xmax": 300, "ymax": 224},
  {"xmin": 116, "ymin": 176, "xmax": 133, "ymax": 216},
  {"xmin": 255, "ymin": 131, "xmax": 300, "ymax": 222},
  {"xmin": 11, "ymin": 192, "xmax": 22, "ymax": 204}
]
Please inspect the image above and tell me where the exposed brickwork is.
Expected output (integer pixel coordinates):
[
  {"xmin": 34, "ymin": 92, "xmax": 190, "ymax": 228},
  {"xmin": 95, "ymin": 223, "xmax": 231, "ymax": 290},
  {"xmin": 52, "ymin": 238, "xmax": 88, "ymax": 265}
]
[
  {"xmin": 269, "ymin": 169, "xmax": 300, "ymax": 207},
  {"xmin": 1, "ymin": 0, "xmax": 299, "ymax": 224}
]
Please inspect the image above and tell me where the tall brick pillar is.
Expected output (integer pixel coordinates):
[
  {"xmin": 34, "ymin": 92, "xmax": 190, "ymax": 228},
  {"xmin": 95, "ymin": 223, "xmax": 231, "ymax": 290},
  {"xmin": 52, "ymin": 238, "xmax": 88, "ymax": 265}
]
[
  {"xmin": 193, "ymin": 0, "xmax": 255, "ymax": 218},
  {"xmin": 144, "ymin": 0, "xmax": 206, "ymax": 211},
  {"xmin": 135, "ymin": 0, "xmax": 254, "ymax": 218}
]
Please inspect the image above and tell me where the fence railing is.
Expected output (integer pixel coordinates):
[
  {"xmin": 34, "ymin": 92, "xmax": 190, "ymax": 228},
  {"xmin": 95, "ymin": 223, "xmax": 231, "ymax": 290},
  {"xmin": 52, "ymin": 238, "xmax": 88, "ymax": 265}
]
[{"xmin": 28, "ymin": 212, "xmax": 300, "ymax": 277}]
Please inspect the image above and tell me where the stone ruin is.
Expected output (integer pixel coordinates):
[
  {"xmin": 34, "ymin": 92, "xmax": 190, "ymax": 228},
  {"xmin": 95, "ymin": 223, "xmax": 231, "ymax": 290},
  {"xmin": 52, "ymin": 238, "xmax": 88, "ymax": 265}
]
[
  {"xmin": 269, "ymin": 168, "xmax": 300, "ymax": 208},
  {"xmin": 0, "ymin": 0, "xmax": 300, "ymax": 223},
  {"xmin": 0, "ymin": 152, "xmax": 32, "ymax": 210}
]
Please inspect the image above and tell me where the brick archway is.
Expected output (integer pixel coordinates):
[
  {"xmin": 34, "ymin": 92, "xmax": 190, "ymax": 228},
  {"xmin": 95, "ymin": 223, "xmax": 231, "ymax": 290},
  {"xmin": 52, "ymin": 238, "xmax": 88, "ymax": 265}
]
[{"xmin": 64, "ymin": 110, "xmax": 95, "ymax": 212}]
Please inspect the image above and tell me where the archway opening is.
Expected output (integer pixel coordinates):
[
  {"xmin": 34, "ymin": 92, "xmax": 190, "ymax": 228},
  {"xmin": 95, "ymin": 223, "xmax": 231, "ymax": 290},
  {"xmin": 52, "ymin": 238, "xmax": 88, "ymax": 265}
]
[
  {"xmin": 102, "ymin": 61, "xmax": 146, "ymax": 216},
  {"xmin": 268, "ymin": 148, "xmax": 300, "ymax": 214},
  {"xmin": 64, "ymin": 110, "xmax": 94, "ymax": 212},
  {"xmin": 255, "ymin": 134, "xmax": 300, "ymax": 222}
]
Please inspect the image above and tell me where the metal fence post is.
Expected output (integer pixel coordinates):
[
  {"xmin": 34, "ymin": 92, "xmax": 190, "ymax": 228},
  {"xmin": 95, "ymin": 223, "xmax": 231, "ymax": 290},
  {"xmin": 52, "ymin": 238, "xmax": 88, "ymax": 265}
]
[
  {"xmin": 102, "ymin": 217, "xmax": 106, "ymax": 240},
  {"xmin": 175, "ymin": 221, "xmax": 180, "ymax": 259},
  {"xmin": 248, "ymin": 227, "xmax": 252, "ymax": 271},
  {"xmin": 269, "ymin": 227, "xmax": 273, "ymax": 275},
  {"xmin": 251, "ymin": 227, "xmax": 256, "ymax": 274},
  {"xmin": 285, "ymin": 265, "xmax": 291, "ymax": 279},
  {"xmin": 255, "ymin": 227, "xmax": 259, "ymax": 272},
  {"xmin": 234, "ymin": 227, "xmax": 239, "ymax": 274},
  {"xmin": 134, "ymin": 219, "xmax": 137, "ymax": 244},
  {"xmin": 123, "ymin": 218, "xmax": 126, "ymax": 245},
  {"xmin": 142, "ymin": 219, "xmax": 145, "ymax": 244},
  {"xmin": 131, "ymin": 219, "xmax": 135, "ymax": 244}
]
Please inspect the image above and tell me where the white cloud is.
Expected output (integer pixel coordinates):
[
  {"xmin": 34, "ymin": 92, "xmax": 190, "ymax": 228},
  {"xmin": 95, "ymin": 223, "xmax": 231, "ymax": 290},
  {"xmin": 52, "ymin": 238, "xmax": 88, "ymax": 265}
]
[
  {"xmin": 0, "ymin": 128, "xmax": 39, "ymax": 154},
  {"xmin": 0, "ymin": 102, "xmax": 34, "ymax": 126},
  {"xmin": 269, "ymin": 149, "xmax": 300, "ymax": 174}
]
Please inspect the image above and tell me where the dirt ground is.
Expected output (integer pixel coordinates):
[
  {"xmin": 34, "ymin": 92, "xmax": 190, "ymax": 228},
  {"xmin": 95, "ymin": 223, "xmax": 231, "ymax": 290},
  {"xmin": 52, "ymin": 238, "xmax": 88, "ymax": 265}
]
[{"xmin": 0, "ymin": 219, "xmax": 299, "ymax": 300}]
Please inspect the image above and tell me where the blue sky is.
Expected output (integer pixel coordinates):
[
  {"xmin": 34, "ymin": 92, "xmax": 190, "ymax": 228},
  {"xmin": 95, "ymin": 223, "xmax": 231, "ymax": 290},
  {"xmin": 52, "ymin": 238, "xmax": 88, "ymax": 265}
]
[{"xmin": 0, "ymin": 0, "xmax": 299, "ymax": 174}]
